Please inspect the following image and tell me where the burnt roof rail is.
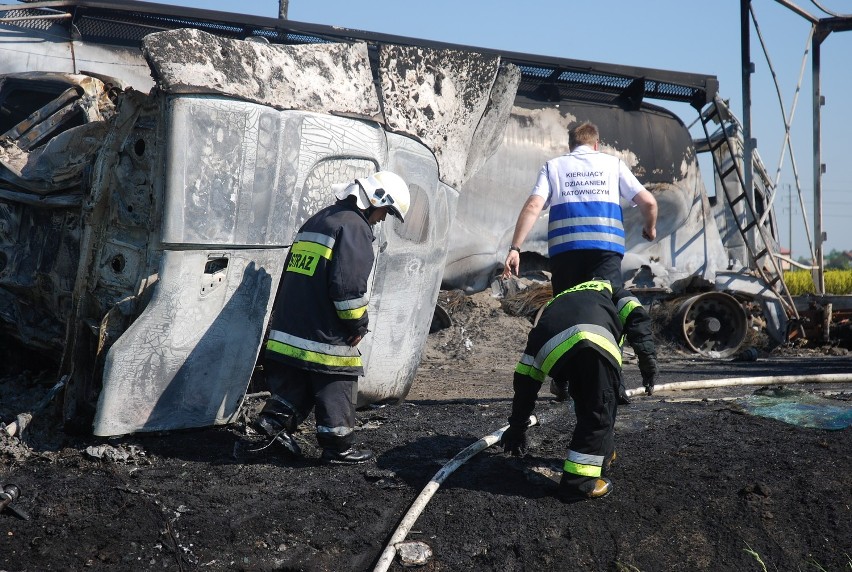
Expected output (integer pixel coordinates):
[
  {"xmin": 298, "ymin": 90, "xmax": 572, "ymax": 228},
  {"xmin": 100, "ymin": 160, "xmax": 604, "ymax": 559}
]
[{"xmin": 0, "ymin": 0, "xmax": 718, "ymax": 108}]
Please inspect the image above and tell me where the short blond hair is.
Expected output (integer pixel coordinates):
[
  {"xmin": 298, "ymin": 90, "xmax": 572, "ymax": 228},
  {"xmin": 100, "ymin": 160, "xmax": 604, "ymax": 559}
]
[{"xmin": 569, "ymin": 121, "xmax": 599, "ymax": 150}]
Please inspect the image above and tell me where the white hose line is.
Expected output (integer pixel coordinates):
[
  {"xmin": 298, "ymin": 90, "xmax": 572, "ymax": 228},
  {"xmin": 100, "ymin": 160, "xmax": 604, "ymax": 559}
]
[
  {"xmin": 625, "ymin": 372, "xmax": 852, "ymax": 397},
  {"xmin": 372, "ymin": 415, "xmax": 538, "ymax": 572}
]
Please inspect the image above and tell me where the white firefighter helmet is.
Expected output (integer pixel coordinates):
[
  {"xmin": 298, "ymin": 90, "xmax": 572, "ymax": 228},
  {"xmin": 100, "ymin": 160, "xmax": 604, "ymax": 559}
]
[
  {"xmin": 357, "ymin": 171, "xmax": 410, "ymax": 222},
  {"xmin": 332, "ymin": 170, "xmax": 411, "ymax": 222}
]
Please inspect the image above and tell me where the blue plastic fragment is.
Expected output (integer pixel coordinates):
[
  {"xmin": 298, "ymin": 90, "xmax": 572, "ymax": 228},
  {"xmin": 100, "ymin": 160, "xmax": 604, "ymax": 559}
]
[{"xmin": 739, "ymin": 388, "xmax": 852, "ymax": 430}]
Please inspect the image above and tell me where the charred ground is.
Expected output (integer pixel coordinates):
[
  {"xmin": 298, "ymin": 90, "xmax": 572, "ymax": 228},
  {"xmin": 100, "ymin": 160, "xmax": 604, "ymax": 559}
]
[{"xmin": 1, "ymin": 289, "xmax": 851, "ymax": 572}]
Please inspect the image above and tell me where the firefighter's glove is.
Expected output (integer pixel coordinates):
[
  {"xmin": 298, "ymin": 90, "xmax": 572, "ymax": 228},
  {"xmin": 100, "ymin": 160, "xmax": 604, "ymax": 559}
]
[
  {"xmin": 500, "ymin": 423, "xmax": 528, "ymax": 457},
  {"xmin": 636, "ymin": 353, "xmax": 657, "ymax": 395},
  {"xmin": 637, "ymin": 354, "xmax": 657, "ymax": 395}
]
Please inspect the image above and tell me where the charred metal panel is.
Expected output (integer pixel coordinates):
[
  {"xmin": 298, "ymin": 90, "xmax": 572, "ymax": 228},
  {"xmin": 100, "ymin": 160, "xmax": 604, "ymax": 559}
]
[
  {"xmin": 51, "ymin": 89, "xmax": 164, "ymax": 430},
  {"xmin": 0, "ymin": 203, "xmax": 79, "ymax": 350},
  {"xmin": 141, "ymin": 29, "xmax": 519, "ymax": 196},
  {"xmin": 161, "ymin": 96, "xmax": 306, "ymax": 247},
  {"xmin": 464, "ymin": 64, "xmax": 522, "ymax": 185},
  {"xmin": 93, "ymin": 249, "xmax": 279, "ymax": 436},
  {"xmin": 142, "ymin": 29, "xmax": 381, "ymax": 121},
  {"xmin": 379, "ymin": 45, "xmax": 516, "ymax": 190},
  {"xmin": 357, "ymin": 132, "xmax": 456, "ymax": 405}
]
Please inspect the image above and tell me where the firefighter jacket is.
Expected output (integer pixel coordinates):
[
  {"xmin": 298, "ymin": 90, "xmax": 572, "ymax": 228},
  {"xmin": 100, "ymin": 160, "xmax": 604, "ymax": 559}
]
[
  {"xmin": 510, "ymin": 279, "xmax": 657, "ymax": 422},
  {"xmin": 265, "ymin": 200, "xmax": 375, "ymax": 376},
  {"xmin": 531, "ymin": 145, "xmax": 647, "ymax": 257}
]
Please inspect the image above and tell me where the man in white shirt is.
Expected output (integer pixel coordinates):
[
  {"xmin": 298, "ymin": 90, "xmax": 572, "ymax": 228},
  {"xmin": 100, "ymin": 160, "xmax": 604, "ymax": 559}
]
[{"xmin": 502, "ymin": 121, "xmax": 657, "ymax": 295}]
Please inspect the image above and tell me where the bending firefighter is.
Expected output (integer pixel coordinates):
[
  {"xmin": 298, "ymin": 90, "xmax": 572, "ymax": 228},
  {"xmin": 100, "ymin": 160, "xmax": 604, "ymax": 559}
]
[
  {"xmin": 256, "ymin": 171, "xmax": 410, "ymax": 464},
  {"xmin": 500, "ymin": 279, "xmax": 657, "ymax": 500}
]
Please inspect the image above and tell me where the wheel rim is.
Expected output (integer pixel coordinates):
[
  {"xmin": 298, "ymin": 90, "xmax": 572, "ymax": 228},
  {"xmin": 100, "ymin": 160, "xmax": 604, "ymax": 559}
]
[{"xmin": 675, "ymin": 292, "xmax": 748, "ymax": 357}]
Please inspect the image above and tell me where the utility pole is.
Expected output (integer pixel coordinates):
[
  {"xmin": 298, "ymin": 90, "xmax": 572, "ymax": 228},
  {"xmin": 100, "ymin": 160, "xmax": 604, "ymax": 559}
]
[
  {"xmin": 279, "ymin": 0, "xmax": 288, "ymax": 19},
  {"xmin": 740, "ymin": 0, "xmax": 756, "ymax": 252}
]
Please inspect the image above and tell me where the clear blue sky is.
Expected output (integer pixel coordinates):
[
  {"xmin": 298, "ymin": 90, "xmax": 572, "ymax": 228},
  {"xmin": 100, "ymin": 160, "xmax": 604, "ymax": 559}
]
[{"xmin": 157, "ymin": 0, "xmax": 852, "ymax": 259}]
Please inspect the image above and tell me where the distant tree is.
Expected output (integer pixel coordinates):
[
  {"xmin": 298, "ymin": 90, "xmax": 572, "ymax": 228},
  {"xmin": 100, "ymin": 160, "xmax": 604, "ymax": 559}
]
[{"xmin": 825, "ymin": 249, "xmax": 851, "ymax": 270}]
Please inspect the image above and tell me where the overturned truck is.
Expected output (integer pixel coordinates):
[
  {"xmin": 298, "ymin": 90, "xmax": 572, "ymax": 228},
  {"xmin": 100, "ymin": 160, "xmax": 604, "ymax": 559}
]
[
  {"xmin": 0, "ymin": 2, "xmax": 519, "ymax": 436},
  {"xmin": 0, "ymin": 1, "xmax": 800, "ymax": 436}
]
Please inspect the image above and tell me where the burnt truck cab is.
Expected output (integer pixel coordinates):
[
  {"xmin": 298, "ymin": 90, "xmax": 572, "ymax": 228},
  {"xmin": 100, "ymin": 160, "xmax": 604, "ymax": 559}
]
[{"xmin": 0, "ymin": 12, "xmax": 519, "ymax": 438}]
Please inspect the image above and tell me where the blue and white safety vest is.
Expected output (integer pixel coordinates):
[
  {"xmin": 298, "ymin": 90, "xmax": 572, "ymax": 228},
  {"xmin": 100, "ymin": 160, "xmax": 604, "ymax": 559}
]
[{"xmin": 532, "ymin": 145, "xmax": 646, "ymax": 257}]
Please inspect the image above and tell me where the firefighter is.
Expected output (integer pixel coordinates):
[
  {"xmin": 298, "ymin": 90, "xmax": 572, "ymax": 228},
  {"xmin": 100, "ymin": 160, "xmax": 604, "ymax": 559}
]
[
  {"xmin": 256, "ymin": 171, "xmax": 410, "ymax": 464},
  {"xmin": 500, "ymin": 279, "xmax": 657, "ymax": 500}
]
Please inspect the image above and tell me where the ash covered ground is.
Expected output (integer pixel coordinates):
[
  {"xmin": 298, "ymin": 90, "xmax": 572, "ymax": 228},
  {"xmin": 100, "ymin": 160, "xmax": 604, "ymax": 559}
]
[{"xmin": 1, "ymin": 289, "xmax": 851, "ymax": 571}]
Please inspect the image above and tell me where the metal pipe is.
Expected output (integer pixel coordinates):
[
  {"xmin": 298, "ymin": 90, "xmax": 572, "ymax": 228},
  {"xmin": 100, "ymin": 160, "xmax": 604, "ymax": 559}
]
[
  {"xmin": 741, "ymin": 0, "xmax": 756, "ymax": 253},
  {"xmin": 0, "ymin": 13, "xmax": 70, "ymax": 22},
  {"xmin": 770, "ymin": 0, "xmax": 820, "ymax": 24},
  {"xmin": 812, "ymin": 29, "xmax": 826, "ymax": 294}
]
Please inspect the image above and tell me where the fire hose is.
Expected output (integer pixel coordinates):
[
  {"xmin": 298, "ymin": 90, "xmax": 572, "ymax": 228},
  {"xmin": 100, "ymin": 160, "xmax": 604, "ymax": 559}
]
[
  {"xmin": 625, "ymin": 372, "xmax": 852, "ymax": 397},
  {"xmin": 372, "ymin": 415, "xmax": 538, "ymax": 572}
]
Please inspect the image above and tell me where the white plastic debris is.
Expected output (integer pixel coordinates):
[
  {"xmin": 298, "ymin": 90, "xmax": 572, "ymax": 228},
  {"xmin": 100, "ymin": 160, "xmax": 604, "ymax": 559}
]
[
  {"xmin": 396, "ymin": 540, "xmax": 432, "ymax": 567},
  {"xmin": 84, "ymin": 444, "xmax": 145, "ymax": 463}
]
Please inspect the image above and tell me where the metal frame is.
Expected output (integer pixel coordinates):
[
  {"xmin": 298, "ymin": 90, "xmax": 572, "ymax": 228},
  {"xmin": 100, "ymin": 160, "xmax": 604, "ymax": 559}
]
[{"xmin": 741, "ymin": 0, "xmax": 852, "ymax": 294}]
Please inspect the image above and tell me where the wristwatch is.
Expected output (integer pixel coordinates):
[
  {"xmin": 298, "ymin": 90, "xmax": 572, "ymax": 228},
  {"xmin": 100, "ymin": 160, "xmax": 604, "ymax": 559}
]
[{"xmin": 509, "ymin": 245, "xmax": 521, "ymax": 253}]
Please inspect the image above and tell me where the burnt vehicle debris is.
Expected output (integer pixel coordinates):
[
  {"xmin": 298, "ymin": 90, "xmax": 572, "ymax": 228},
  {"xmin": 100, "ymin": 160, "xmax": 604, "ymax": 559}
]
[
  {"xmin": 0, "ymin": 1, "xmax": 519, "ymax": 436},
  {"xmin": 0, "ymin": 0, "xmax": 831, "ymax": 437}
]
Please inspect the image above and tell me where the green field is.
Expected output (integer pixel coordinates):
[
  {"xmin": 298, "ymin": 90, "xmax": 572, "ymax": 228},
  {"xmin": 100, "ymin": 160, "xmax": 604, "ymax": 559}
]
[{"xmin": 784, "ymin": 269, "xmax": 852, "ymax": 295}]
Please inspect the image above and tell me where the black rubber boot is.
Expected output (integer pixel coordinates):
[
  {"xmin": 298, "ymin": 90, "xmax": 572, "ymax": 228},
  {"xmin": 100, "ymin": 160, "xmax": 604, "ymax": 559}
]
[
  {"xmin": 320, "ymin": 445, "xmax": 374, "ymax": 464},
  {"xmin": 617, "ymin": 380, "xmax": 631, "ymax": 405},
  {"xmin": 254, "ymin": 410, "xmax": 302, "ymax": 457}
]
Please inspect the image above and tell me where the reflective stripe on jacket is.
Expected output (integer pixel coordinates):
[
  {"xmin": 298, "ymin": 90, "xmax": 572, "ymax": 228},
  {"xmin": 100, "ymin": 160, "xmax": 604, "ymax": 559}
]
[{"xmin": 514, "ymin": 280, "xmax": 652, "ymax": 381}]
